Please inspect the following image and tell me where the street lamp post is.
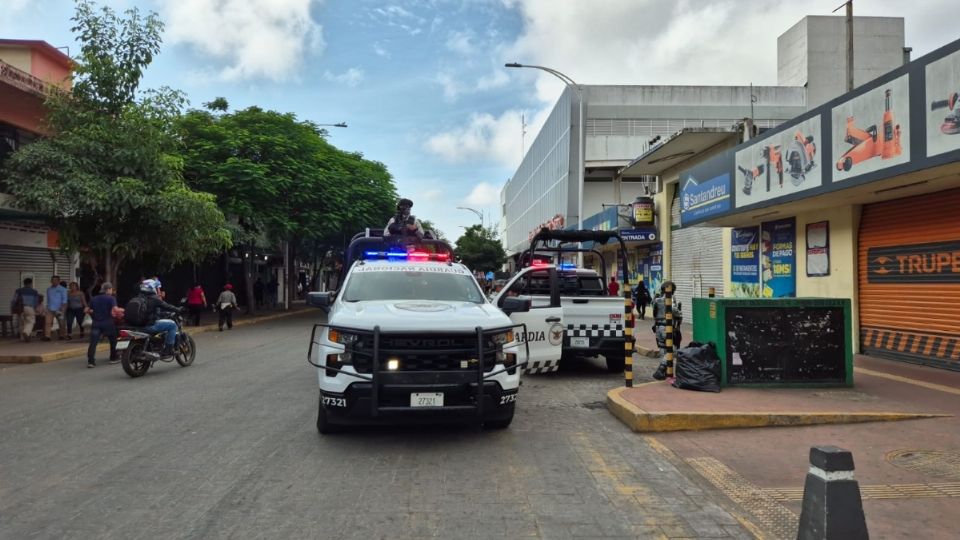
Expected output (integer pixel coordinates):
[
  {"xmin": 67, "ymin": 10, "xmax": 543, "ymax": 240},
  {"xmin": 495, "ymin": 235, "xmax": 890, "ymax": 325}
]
[
  {"xmin": 505, "ymin": 62, "xmax": 584, "ymax": 267},
  {"xmin": 317, "ymin": 122, "xmax": 348, "ymax": 128},
  {"xmin": 457, "ymin": 206, "xmax": 484, "ymax": 229}
]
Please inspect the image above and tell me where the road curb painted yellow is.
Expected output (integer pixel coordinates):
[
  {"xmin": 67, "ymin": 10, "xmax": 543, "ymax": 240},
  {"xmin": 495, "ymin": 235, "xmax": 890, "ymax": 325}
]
[
  {"xmin": 606, "ymin": 386, "xmax": 950, "ymax": 432},
  {"xmin": 0, "ymin": 308, "xmax": 310, "ymax": 364}
]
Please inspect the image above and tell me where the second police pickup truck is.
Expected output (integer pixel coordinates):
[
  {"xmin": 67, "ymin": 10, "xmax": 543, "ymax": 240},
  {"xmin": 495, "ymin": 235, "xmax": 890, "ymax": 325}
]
[{"xmin": 490, "ymin": 229, "xmax": 633, "ymax": 374}]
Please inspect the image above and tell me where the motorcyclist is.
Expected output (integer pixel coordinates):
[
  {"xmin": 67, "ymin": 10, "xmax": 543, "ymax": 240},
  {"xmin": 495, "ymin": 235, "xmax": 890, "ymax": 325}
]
[{"xmin": 134, "ymin": 279, "xmax": 183, "ymax": 358}]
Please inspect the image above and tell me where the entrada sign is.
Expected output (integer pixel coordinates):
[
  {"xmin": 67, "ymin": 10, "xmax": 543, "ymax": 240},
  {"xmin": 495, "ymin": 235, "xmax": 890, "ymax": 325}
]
[{"xmin": 867, "ymin": 241, "xmax": 960, "ymax": 283}]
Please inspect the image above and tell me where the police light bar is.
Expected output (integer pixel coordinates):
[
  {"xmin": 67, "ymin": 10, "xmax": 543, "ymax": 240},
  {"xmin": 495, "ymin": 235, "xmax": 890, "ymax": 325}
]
[
  {"xmin": 531, "ymin": 260, "xmax": 550, "ymax": 267},
  {"xmin": 558, "ymin": 263, "xmax": 577, "ymax": 270},
  {"xmin": 363, "ymin": 250, "xmax": 451, "ymax": 262}
]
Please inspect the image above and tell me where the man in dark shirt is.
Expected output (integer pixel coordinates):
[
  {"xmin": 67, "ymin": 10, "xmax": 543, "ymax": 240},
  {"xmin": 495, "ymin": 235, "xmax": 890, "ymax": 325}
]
[{"xmin": 86, "ymin": 282, "xmax": 118, "ymax": 368}]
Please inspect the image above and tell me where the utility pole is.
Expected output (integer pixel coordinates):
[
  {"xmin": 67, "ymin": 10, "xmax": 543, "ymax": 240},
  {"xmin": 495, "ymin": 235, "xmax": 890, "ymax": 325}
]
[
  {"xmin": 834, "ymin": 1, "xmax": 854, "ymax": 92},
  {"xmin": 521, "ymin": 113, "xmax": 527, "ymax": 163}
]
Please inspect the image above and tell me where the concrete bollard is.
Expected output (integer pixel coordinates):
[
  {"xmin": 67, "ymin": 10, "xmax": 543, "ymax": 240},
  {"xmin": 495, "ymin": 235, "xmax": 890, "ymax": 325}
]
[{"xmin": 797, "ymin": 446, "xmax": 868, "ymax": 540}]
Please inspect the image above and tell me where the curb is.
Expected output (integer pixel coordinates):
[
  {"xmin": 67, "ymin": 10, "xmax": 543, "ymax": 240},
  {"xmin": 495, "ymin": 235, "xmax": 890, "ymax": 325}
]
[
  {"xmin": 0, "ymin": 308, "xmax": 311, "ymax": 364},
  {"xmin": 606, "ymin": 386, "xmax": 950, "ymax": 433}
]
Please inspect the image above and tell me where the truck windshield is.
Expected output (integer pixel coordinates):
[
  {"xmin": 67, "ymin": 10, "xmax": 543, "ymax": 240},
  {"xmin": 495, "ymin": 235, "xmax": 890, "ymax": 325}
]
[{"xmin": 342, "ymin": 270, "xmax": 486, "ymax": 303}]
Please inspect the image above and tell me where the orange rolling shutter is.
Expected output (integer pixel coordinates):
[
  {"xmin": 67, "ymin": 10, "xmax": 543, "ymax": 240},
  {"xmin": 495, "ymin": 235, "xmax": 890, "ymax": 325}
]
[{"xmin": 858, "ymin": 187, "xmax": 960, "ymax": 368}]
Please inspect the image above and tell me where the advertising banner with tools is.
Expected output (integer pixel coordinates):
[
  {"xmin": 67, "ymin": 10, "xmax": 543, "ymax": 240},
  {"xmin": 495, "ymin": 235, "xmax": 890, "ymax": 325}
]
[
  {"xmin": 734, "ymin": 115, "xmax": 823, "ymax": 208},
  {"xmin": 730, "ymin": 227, "xmax": 761, "ymax": 297},
  {"xmin": 925, "ymin": 48, "xmax": 960, "ymax": 157},
  {"xmin": 832, "ymin": 73, "xmax": 911, "ymax": 182},
  {"xmin": 761, "ymin": 218, "xmax": 796, "ymax": 298}
]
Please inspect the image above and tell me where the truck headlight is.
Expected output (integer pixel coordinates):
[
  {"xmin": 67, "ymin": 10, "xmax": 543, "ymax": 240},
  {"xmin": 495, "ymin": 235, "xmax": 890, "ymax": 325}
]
[
  {"xmin": 491, "ymin": 330, "xmax": 514, "ymax": 346},
  {"xmin": 328, "ymin": 328, "xmax": 359, "ymax": 345}
]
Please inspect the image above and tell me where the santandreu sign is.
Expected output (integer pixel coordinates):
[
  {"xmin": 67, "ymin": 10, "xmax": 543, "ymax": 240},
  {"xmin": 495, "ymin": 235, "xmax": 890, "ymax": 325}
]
[
  {"xmin": 680, "ymin": 173, "xmax": 731, "ymax": 224},
  {"xmin": 867, "ymin": 241, "xmax": 960, "ymax": 283}
]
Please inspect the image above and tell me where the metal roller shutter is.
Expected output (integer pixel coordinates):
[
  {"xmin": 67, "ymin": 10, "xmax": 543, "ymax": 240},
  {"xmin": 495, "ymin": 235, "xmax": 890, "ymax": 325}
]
[
  {"xmin": 670, "ymin": 191, "xmax": 724, "ymax": 325},
  {"xmin": 858, "ymin": 187, "xmax": 960, "ymax": 369},
  {"xmin": 0, "ymin": 246, "xmax": 58, "ymax": 316}
]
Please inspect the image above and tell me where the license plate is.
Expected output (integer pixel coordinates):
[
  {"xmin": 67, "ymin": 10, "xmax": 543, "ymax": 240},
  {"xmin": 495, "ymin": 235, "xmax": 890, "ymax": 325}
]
[
  {"xmin": 116, "ymin": 340, "xmax": 130, "ymax": 350},
  {"xmin": 571, "ymin": 337, "xmax": 590, "ymax": 348},
  {"xmin": 410, "ymin": 392, "xmax": 443, "ymax": 407}
]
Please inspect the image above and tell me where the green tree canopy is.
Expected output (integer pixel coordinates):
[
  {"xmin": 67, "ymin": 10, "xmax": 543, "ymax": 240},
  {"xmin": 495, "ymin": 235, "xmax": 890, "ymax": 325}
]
[
  {"xmin": 1, "ymin": 0, "xmax": 230, "ymax": 284},
  {"xmin": 177, "ymin": 100, "xmax": 397, "ymax": 308},
  {"xmin": 454, "ymin": 225, "xmax": 506, "ymax": 273}
]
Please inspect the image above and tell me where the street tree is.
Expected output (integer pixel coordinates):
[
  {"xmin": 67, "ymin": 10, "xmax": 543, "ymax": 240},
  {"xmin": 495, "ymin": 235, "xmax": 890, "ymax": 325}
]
[
  {"xmin": 0, "ymin": 0, "xmax": 230, "ymax": 286},
  {"xmin": 178, "ymin": 101, "xmax": 396, "ymax": 310},
  {"xmin": 454, "ymin": 225, "xmax": 506, "ymax": 272}
]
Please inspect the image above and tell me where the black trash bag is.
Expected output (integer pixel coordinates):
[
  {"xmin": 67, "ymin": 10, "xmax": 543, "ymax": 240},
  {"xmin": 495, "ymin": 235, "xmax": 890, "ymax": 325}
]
[
  {"xmin": 672, "ymin": 341, "xmax": 721, "ymax": 392},
  {"xmin": 652, "ymin": 359, "xmax": 667, "ymax": 380}
]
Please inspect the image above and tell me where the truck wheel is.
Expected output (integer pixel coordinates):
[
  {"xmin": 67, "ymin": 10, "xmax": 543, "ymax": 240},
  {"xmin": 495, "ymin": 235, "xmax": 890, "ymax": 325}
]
[
  {"xmin": 605, "ymin": 356, "xmax": 626, "ymax": 372},
  {"xmin": 316, "ymin": 394, "xmax": 342, "ymax": 434}
]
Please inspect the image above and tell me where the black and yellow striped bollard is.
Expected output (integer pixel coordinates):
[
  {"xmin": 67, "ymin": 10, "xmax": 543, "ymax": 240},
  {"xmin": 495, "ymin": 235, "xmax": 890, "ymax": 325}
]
[
  {"xmin": 661, "ymin": 281, "xmax": 676, "ymax": 378},
  {"xmin": 623, "ymin": 280, "xmax": 634, "ymax": 387}
]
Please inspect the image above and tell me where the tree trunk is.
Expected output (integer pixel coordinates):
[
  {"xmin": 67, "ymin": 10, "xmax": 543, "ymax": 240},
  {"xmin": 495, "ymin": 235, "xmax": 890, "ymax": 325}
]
[{"xmin": 244, "ymin": 243, "xmax": 256, "ymax": 316}]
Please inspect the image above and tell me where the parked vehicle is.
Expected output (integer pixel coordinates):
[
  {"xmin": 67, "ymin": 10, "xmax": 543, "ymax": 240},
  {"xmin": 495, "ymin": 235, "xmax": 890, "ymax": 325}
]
[
  {"xmin": 117, "ymin": 311, "xmax": 196, "ymax": 378},
  {"xmin": 490, "ymin": 228, "xmax": 633, "ymax": 373}
]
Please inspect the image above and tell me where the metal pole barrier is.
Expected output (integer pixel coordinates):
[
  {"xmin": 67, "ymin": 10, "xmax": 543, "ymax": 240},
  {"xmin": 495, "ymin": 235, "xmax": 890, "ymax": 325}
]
[
  {"xmin": 662, "ymin": 281, "xmax": 676, "ymax": 379},
  {"xmin": 623, "ymin": 257, "xmax": 634, "ymax": 388}
]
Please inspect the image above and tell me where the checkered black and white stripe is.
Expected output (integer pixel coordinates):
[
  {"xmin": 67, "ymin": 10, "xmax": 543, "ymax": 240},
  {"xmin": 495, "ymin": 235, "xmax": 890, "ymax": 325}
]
[
  {"xmin": 566, "ymin": 324, "xmax": 624, "ymax": 338},
  {"xmin": 522, "ymin": 359, "xmax": 559, "ymax": 375}
]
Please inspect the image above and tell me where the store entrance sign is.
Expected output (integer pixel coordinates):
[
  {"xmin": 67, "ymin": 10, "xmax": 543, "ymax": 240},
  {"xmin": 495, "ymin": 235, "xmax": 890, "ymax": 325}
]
[
  {"xmin": 867, "ymin": 241, "xmax": 960, "ymax": 283},
  {"xmin": 680, "ymin": 173, "xmax": 731, "ymax": 224},
  {"xmin": 621, "ymin": 227, "xmax": 658, "ymax": 242}
]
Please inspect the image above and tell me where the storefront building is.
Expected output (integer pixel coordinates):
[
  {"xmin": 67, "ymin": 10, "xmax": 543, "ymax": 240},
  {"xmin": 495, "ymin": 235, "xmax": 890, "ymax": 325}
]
[
  {"xmin": 671, "ymin": 36, "xmax": 960, "ymax": 370},
  {"xmin": 0, "ymin": 40, "xmax": 74, "ymax": 316}
]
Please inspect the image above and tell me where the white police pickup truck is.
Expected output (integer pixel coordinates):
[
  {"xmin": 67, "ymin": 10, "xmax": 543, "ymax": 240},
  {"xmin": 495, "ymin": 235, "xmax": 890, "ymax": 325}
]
[{"xmin": 306, "ymin": 234, "xmax": 562, "ymax": 433}]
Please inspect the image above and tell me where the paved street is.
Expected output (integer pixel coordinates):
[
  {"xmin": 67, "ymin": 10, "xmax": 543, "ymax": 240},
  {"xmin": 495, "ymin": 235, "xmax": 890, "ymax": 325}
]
[{"xmin": 0, "ymin": 312, "xmax": 752, "ymax": 540}]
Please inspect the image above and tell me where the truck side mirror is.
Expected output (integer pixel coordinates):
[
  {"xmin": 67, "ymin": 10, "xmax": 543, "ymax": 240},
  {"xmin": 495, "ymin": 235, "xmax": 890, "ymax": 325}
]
[
  {"xmin": 307, "ymin": 291, "xmax": 333, "ymax": 309},
  {"xmin": 501, "ymin": 295, "xmax": 532, "ymax": 315}
]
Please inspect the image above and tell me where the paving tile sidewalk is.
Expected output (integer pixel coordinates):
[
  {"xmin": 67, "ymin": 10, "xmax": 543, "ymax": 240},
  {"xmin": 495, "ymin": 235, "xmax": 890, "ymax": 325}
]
[{"xmin": 0, "ymin": 304, "xmax": 311, "ymax": 364}]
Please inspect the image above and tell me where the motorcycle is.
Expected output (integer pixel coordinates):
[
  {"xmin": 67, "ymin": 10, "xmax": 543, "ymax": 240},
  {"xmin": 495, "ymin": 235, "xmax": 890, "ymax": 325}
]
[{"xmin": 117, "ymin": 310, "xmax": 196, "ymax": 378}]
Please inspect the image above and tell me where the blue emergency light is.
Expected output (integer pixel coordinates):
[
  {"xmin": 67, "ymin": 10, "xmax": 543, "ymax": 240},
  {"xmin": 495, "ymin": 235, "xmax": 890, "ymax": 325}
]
[{"xmin": 558, "ymin": 263, "xmax": 577, "ymax": 270}]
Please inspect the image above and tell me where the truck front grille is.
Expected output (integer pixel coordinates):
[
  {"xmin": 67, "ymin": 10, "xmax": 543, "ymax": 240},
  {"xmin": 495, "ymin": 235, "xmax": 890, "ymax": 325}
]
[{"xmin": 350, "ymin": 333, "xmax": 499, "ymax": 373}]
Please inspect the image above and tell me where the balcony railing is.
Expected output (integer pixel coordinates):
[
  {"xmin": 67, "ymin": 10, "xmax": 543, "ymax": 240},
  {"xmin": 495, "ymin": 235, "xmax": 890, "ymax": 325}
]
[{"xmin": 0, "ymin": 59, "xmax": 51, "ymax": 98}]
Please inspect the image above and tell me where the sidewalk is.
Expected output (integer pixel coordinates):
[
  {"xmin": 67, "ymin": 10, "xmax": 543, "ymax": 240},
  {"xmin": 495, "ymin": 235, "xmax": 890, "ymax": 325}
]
[{"xmin": 0, "ymin": 304, "xmax": 311, "ymax": 364}]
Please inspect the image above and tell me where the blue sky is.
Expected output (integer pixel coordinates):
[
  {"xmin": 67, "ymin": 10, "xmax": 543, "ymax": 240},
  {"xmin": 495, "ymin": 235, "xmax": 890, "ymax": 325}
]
[{"xmin": 2, "ymin": 0, "xmax": 954, "ymax": 241}]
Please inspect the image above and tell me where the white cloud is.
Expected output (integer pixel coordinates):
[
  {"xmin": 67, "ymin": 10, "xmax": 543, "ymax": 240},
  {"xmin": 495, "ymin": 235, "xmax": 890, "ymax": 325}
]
[
  {"xmin": 476, "ymin": 69, "xmax": 509, "ymax": 91},
  {"xmin": 465, "ymin": 182, "xmax": 501, "ymax": 206},
  {"xmin": 434, "ymin": 72, "xmax": 462, "ymax": 101},
  {"xmin": 370, "ymin": 4, "xmax": 425, "ymax": 36},
  {"xmin": 445, "ymin": 30, "xmax": 475, "ymax": 55},
  {"xmin": 423, "ymin": 189, "xmax": 443, "ymax": 202},
  {"xmin": 425, "ymin": 107, "xmax": 549, "ymax": 168},
  {"xmin": 323, "ymin": 67, "xmax": 364, "ymax": 86},
  {"xmin": 372, "ymin": 42, "xmax": 391, "ymax": 58},
  {"xmin": 158, "ymin": 0, "xmax": 323, "ymax": 82}
]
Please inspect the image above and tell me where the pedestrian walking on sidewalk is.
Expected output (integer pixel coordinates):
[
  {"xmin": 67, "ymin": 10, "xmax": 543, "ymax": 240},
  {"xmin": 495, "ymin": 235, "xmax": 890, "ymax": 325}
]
[
  {"xmin": 65, "ymin": 282, "xmax": 88, "ymax": 340},
  {"xmin": 217, "ymin": 284, "xmax": 238, "ymax": 331},
  {"xmin": 267, "ymin": 277, "xmax": 278, "ymax": 309},
  {"xmin": 44, "ymin": 276, "xmax": 68, "ymax": 341},
  {"xmin": 86, "ymin": 282, "xmax": 119, "ymax": 368},
  {"xmin": 634, "ymin": 282, "xmax": 651, "ymax": 320},
  {"xmin": 186, "ymin": 283, "xmax": 207, "ymax": 327},
  {"xmin": 607, "ymin": 276, "xmax": 620, "ymax": 296},
  {"xmin": 11, "ymin": 278, "xmax": 39, "ymax": 342}
]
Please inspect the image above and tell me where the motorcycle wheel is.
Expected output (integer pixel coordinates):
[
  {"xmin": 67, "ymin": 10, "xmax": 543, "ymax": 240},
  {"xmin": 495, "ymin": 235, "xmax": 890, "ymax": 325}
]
[
  {"xmin": 175, "ymin": 334, "xmax": 196, "ymax": 367},
  {"xmin": 121, "ymin": 342, "xmax": 151, "ymax": 378}
]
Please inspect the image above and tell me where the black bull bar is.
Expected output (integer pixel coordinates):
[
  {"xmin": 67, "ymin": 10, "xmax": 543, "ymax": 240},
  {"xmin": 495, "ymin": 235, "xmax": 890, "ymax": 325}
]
[{"xmin": 308, "ymin": 323, "xmax": 529, "ymax": 418}]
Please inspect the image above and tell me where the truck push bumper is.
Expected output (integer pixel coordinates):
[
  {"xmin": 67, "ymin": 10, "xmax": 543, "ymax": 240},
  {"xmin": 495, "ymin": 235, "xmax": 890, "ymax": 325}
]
[{"xmin": 322, "ymin": 382, "xmax": 516, "ymax": 425}]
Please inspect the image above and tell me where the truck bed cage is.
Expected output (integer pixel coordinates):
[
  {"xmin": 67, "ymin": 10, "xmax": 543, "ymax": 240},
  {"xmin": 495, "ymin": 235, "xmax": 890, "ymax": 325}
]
[
  {"xmin": 523, "ymin": 228, "xmax": 631, "ymax": 278},
  {"xmin": 341, "ymin": 227, "xmax": 455, "ymax": 283}
]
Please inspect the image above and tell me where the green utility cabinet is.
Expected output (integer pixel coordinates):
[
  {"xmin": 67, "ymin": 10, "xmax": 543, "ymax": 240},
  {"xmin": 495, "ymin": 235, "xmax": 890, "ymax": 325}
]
[{"xmin": 692, "ymin": 298, "xmax": 853, "ymax": 387}]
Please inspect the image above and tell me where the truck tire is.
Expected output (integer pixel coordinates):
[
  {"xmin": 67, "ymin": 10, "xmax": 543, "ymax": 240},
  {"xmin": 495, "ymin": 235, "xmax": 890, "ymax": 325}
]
[
  {"xmin": 484, "ymin": 410, "xmax": 514, "ymax": 430},
  {"xmin": 316, "ymin": 394, "xmax": 342, "ymax": 434},
  {"xmin": 605, "ymin": 356, "xmax": 626, "ymax": 372}
]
